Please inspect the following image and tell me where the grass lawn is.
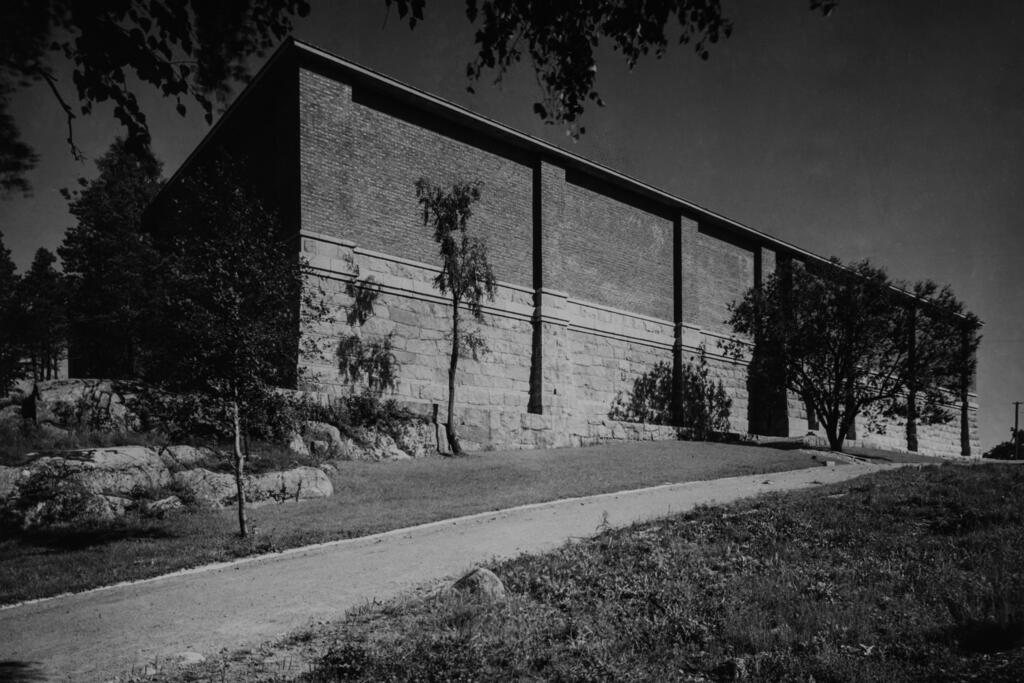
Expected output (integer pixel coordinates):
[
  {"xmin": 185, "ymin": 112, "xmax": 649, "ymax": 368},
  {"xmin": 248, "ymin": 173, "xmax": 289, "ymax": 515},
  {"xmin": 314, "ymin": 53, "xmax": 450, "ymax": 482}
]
[
  {"xmin": 155, "ymin": 462, "xmax": 1024, "ymax": 682},
  {"xmin": 0, "ymin": 440, "xmax": 822, "ymax": 606}
]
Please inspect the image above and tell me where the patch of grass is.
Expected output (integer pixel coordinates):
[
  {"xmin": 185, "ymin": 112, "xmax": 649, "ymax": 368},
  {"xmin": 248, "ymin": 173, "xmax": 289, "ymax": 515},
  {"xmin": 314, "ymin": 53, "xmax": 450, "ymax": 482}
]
[
  {"xmin": 0, "ymin": 441, "xmax": 820, "ymax": 605},
  {"xmin": 169, "ymin": 463, "xmax": 1024, "ymax": 682}
]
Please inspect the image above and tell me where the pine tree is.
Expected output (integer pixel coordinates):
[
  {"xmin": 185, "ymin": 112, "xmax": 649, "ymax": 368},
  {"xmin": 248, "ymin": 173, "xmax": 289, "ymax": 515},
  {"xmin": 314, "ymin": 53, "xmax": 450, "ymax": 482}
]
[
  {"xmin": 0, "ymin": 232, "xmax": 24, "ymax": 392},
  {"xmin": 59, "ymin": 138, "xmax": 163, "ymax": 378},
  {"xmin": 17, "ymin": 248, "xmax": 67, "ymax": 381}
]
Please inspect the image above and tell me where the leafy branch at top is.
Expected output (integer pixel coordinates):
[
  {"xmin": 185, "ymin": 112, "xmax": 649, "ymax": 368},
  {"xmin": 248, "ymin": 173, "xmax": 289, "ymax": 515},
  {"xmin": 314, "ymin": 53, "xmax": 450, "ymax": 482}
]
[
  {"xmin": 0, "ymin": 0, "xmax": 310, "ymax": 194},
  {"xmin": 388, "ymin": 0, "xmax": 838, "ymax": 138}
]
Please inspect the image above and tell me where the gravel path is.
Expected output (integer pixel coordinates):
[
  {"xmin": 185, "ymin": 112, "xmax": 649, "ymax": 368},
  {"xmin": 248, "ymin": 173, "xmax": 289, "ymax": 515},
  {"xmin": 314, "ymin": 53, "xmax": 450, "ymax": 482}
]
[{"xmin": 0, "ymin": 461, "xmax": 898, "ymax": 682}]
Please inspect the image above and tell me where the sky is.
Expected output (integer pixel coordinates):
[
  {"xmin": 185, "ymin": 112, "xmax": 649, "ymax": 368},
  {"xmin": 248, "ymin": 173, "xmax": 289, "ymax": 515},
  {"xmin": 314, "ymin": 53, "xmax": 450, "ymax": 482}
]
[{"xmin": 1, "ymin": 0, "xmax": 1021, "ymax": 450}]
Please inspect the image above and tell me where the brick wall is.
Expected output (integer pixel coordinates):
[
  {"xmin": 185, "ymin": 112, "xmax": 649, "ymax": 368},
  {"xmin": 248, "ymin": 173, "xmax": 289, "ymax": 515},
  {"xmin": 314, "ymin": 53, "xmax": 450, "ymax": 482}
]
[
  {"xmin": 299, "ymin": 68, "xmax": 534, "ymax": 286},
  {"xmin": 549, "ymin": 175, "xmax": 674, "ymax": 320},
  {"xmin": 691, "ymin": 224, "xmax": 756, "ymax": 334}
]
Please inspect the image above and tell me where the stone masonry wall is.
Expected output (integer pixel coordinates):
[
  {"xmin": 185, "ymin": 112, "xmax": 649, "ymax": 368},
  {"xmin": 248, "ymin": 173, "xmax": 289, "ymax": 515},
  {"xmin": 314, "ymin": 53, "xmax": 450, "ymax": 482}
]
[
  {"xmin": 302, "ymin": 235, "xmax": 534, "ymax": 416},
  {"xmin": 853, "ymin": 392, "xmax": 981, "ymax": 458},
  {"xmin": 301, "ymin": 231, "xmax": 754, "ymax": 450},
  {"xmin": 566, "ymin": 301, "xmax": 674, "ymax": 422}
]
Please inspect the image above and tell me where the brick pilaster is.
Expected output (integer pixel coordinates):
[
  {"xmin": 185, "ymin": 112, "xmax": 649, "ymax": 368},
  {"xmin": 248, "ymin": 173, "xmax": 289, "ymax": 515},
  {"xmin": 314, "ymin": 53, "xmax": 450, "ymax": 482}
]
[
  {"xmin": 672, "ymin": 215, "xmax": 699, "ymax": 424},
  {"xmin": 528, "ymin": 160, "xmax": 574, "ymax": 415}
]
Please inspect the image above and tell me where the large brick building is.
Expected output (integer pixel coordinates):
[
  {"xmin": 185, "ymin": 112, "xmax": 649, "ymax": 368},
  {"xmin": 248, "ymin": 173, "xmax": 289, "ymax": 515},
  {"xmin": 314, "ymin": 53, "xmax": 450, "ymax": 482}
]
[{"xmin": 158, "ymin": 39, "xmax": 979, "ymax": 456}]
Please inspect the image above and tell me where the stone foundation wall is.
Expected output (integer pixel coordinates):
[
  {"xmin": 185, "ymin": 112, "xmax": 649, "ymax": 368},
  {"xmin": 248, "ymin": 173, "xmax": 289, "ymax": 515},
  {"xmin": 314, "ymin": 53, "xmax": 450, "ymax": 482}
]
[
  {"xmin": 300, "ymin": 230, "xmax": 980, "ymax": 456},
  {"xmin": 854, "ymin": 394, "xmax": 980, "ymax": 459},
  {"xmin": 565, "ymin": 301, "xmax": 674, "ymax": 423},
  {"xmin": 301, "ymin": 231, "xmax": 760, "ymax": 450},
  {"xmin": 302, "ymin": 234, "xmax": 534, "ymax": 418}
]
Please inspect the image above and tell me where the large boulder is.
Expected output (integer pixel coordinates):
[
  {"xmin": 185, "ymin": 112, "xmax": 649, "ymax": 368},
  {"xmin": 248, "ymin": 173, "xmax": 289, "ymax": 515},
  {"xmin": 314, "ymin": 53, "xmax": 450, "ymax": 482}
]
[
  {"xmin": 158, "ymin": 445, "xmax": 220, "ymax": 471},
  {"xmin": 27, "ymin": 379, "xmax": 142, "ymax": 431},
  {"xmin": 173, "ymin": 466, "xmax": 334, "ymax": 508},
  {"xmin": 172, "ymin": 468, "xmax": 238, "ymax": 508},
  {"xmin": 29, "ymin": 446, "xmax": 171, "ymax": 497},
  {"xmin": 245, "ymin": 466, "xmax": 333, "ymax": 504},
  {"xmin": 20, "ymin": 489, "xmax": 115, "ymax": 529}
]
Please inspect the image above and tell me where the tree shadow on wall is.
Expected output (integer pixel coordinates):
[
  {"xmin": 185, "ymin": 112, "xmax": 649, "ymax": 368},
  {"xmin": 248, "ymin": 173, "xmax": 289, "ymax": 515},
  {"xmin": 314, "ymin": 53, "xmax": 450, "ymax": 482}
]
[
  {"xmin": 337, "ymin": 276, "xmax": 400, "ymax": 396},
  {"xmin": 609, "ymin": 346, "xmax": 732, "ymax": 440}
]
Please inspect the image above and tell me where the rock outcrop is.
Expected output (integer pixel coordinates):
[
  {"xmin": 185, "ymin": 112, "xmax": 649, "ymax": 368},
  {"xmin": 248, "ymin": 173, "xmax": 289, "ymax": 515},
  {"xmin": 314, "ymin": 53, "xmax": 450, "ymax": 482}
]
[
  {"xmin": 290, "ymin": 419, "xmax": 438, "ymax": 461},
  {"xmin": 29, "ymin": 446, "xmax": 171, "ymax": 497},
  {"xmin": 343, "ymin": 429, "xmax": 411, "ymax": 462},
  {"xmin": 246, "ymin": 466, "xmax": 334, "ymax": 503},
  {"xmin": 26, "ymin": 379, "xmax": 143, "ymax": 431},
  {"xmin": 301, "ymin": 420, "xmax": 345, "ymax": 458},
  {"xmin": 171, "ymin": 466, "xmax": 333, "ymax": 508},
  {"xmin": 171, "ymin": 468, "xmax": 237, "ymax": 508},
  {"xmin": 158, "ymin": 445, "xmax": 219, "ymax": 471}
]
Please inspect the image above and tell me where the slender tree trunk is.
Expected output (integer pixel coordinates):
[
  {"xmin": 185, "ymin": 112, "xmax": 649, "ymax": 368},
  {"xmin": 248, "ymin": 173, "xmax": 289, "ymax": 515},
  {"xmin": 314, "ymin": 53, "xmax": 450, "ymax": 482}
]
[
  {"xmin": 446, "ymin": 298, "xmax": 462, "ymax": 455},
  {"xmin": 232, "ymin": 397, "xmax": 248, "ymax": 537},
  {"xmin": 960, "ymin": 327, "xmax": 971, "ymax": 456},
  {"xmin": 906, "ymin": 306, "xmax": 918, "ymax": 452}
]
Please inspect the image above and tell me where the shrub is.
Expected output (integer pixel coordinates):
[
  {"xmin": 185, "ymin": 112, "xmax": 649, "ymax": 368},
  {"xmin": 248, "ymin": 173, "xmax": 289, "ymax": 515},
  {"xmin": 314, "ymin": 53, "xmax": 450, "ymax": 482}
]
[
  {"xmin": 303, "ymin": 391, "xmax": 425, "ymax": 445},
  {"xmin": 983, "ymin": 431, "xmax": 1023, "ymax": 460},
  {"xmin": 135, "ymin": 387, "xmax": 310, "ymax": 444},
  {"xmin": 678, "ymin": 346, "xmax": 732, "ymax": 440},
  {"xmin": 610, "ymin": 361, "xmax": 675, "ymax": 425},
  {"xmin": 9, "ymin": 461, "xmax": 108, "ymax": 529},
  {"xmin": 609, "ymin": 344, "xmax": 731, "ymax": 439}
]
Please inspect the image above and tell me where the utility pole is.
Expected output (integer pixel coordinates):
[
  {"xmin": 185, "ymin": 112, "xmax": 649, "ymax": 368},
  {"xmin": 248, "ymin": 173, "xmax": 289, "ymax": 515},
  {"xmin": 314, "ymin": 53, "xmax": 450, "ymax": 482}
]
[{"xmin": 1014, "ymin": 401, "xmax": 1022, "ymax": 461}]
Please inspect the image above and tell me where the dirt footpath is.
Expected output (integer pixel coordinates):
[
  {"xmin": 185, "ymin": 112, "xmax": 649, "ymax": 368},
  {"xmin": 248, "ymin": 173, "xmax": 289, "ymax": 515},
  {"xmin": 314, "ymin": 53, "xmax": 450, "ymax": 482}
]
[{"xmin": 0, "ymin": 461, "xmax": 898, "ymax": 682}]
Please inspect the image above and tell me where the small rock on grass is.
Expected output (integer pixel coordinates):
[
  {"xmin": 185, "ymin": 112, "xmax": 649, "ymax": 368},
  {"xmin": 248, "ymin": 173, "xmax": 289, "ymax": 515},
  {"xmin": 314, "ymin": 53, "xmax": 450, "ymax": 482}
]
[
  {"xmin": 144, "ymin": 495, "xmax": 184, "ymax": 517},
  {"xmin": 448, "ymin": 567, "xmax": 507, "ymax": 602}
]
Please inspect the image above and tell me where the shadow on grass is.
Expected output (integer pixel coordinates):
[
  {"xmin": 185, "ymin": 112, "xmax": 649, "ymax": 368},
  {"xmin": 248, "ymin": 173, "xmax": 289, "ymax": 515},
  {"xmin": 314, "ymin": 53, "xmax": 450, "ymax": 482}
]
[
  {"xmin": 0, "ymin": 661, "xmax": 47, "ymax": 682},
  {"xmin": 746, "ymin": 440, "xmax": 809, "ymax": 451},
  {"xmin": 945, "ymin": 618, "xmax": 1024, "ymax": 654},
  {"xmin": 4, "ymin": 522, "xmax": 176, "ymax": 551}
]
